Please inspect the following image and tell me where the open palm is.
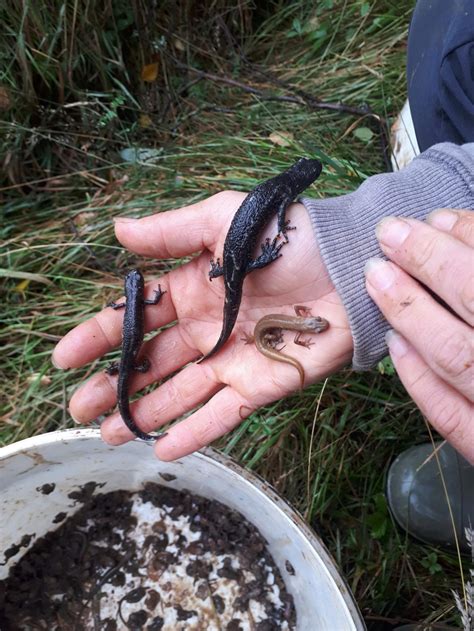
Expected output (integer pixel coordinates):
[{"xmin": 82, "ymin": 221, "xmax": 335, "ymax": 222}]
[{"xmin": 53, "ymin": 191, "xmax": 352, "ymax": 460}]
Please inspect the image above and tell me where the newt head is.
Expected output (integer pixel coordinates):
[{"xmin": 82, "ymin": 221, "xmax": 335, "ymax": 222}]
[
  {"xmin": 305, "ymin": 316, "xmax": 330, "ymax": 332},
  {"xmin": 124, "ymin": 269, "xmax": 144, "ymax": 292},
  {"xmin": 287, "ymin": 157, "xmax": 323, "ymax": 192}
]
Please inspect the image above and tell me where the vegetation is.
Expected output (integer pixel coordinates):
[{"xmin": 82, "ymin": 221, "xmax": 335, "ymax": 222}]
[{"xmin": 0, "ymin": 0, "xmax": 469, "ymax": 628}]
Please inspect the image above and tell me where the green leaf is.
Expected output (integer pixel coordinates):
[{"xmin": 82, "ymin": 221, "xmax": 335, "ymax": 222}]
[
  {"xmin": 377, "ymin": 356, "xmax": 396, "ymax": 376},
  {"xmin": 353, "ymin": 127, "xmax": 374, "ymax": 142},
  {"xmin": 318, "ymin": 0, "xmax": 334, "ymax": 10},
  {"xmin": 360, "ymin": 2, "xmax": 370, "ymax": 17},
  {"xmin": 421, "ymin": 552, "xmax": 443, "ymax": 575},
  {"xmin": 367, "ymin": 511, "xmax": 387, "ymax": 539},
  {"xmin": 292, "ymin": 18, "xmax": 303, "ymax": 35},
  {"xmin": 312, "ymin": 27, "xmax": 328, "ymax": 41},
  {"xmin": 367, "ymin": 493, "xmax": 389, "ymax": 539}
]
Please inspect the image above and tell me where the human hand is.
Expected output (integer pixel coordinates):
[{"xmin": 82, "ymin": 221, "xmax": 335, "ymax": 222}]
[
  {"xmin": 53, "ymin": 191, "xmax": 352, "ymax": 460},
  {"xmin": 365, "ymin": 209, "xmax": 474, "ymax": 464}
]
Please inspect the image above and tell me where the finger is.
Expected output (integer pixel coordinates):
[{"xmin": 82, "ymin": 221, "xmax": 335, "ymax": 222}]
[
  {"xmin": 69, "ymin": 324, "xmax": 201, "ymax": 424},
  {"xmin": 427, "ymin": 208, "xmax": 474, "ymax": 247},
  {"xmin": 154, "ymin": 387, "xmax": 256, "ymax": 461},
  {"xmin": 376, "ymin": 216, "xmax": 474, "ymax": 325},
  {"xmin": 100, "ymin": 361, "xmax": 223, "ymax": 444},
  {"xmin": 365, "ymin": 258, "xmax": 474, "ymax": 401},
  {"xmin": 114, "ymin": 191, "xmax": 246, "ymax": 259},
  {"xmin": 386, "ymin": 330, "xmax": 474, "ymax": 465}
]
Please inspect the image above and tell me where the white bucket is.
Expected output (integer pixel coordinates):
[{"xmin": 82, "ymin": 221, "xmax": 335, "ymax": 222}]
[{"xmin": 0, "ymin": 429, "xmax": 364, "ymax": 630}]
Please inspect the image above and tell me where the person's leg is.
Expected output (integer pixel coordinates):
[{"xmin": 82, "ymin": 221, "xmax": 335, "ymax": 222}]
[{"xmin": 406, "ymin": 0, "xmax": 474, "ymax": 151}]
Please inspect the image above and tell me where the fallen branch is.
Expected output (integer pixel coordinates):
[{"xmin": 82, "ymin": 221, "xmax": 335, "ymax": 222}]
[
  {"xmin": 171, "ymin": 57, "xmax": 392, "ymax": 171},
  {"xmin": 173, "ymin": 59, "xmax": 371, "ymax": 117}
]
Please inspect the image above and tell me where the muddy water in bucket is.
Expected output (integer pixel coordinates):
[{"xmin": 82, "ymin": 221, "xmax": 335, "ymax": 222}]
[
  {"xmin": 0, "ymin": 429, "xmax": 364, "ymax": 630},
  {"xmin": 1, "ymin": 483, "xmax": 295, "ymax": 628}
]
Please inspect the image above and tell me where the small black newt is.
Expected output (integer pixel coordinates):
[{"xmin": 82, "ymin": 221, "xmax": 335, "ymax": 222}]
[{"xmin": 107, "ymin": 269, "xmax": 166, "ymax": 441}]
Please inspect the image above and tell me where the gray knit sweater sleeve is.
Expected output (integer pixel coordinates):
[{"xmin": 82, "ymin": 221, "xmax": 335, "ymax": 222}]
[{"xmin": 301, "ymin": 142, "xmax": 474, "ymax": 371}]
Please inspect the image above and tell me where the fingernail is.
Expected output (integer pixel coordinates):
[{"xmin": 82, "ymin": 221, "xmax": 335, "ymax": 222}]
[
  {"xmin": 365, "ymin": 257, "xmax": 396, "ymax": 291},
  {"xmin": 69, "ymin": 410, "xmax": 83, "ymax": 425},
  {"xmin": 426, "ymin": 209, "xmax": 458, "ymax": 232},
  {"xmin": 376, "ymin": 217, "xmax": 412, "ymax": 248},
  {"xmin": 113, "ymin": 216, "xmax": 136, "ymax": 224},
  {"xmin": 385, "ymin": 329, "xmax": 409, "ymax": 358},
  {"xmin": 51, "ymin": 354, "xmax": 69, "ymax": 370}
]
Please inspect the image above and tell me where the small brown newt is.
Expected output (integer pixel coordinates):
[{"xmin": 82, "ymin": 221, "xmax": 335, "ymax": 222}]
[{"xmin": 244, "ymin": 306, "xmax": 329, "ymax": 389}]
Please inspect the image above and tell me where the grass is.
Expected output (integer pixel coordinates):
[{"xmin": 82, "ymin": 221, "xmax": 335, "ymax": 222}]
[{"xmin": 0, "ymin": 0, "xmax": 470, "ymax": 628}]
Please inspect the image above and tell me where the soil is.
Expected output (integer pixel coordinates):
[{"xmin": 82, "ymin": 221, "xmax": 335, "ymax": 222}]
[{"xmin": 0, "ymin": 482, "xmax": 296, "ymax": 630}]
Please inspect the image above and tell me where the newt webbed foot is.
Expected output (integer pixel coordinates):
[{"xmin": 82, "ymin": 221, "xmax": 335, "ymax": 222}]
[
  {"xmin": 209, "ymin": 257, "xmax": 224, "ymax": 280},
  {"xmin": 263, "ymin": 329, "xmax": 285, "ymax": 351},
  {"xmin": 241, "ymin": 332, "xmax": 254, "ymax": 345},
  {"xmin": 107, "ymin": 300, "xmax": 126, "ymax": 310},
  {"xmin": 246, "ymin": 235, "xmax": 285, "ymax": 272},
  {"xmin": 294, "ymin": 333, "xmax": 314, "ymax": 348},
  {"xmin": 144, "ymin": 285, "xmax": 165, "ymax": 305},
  {"xmin": 294, "ymin": 305, "xmax": 312, "ymax": 317},
  {"xmin": 134, "ymin": 358, "xmax": 150, "ymax": 373},
  {"xmin": 105, "ymin": 361, "xmax": 120, "ymax": 375},
  {"xmin": 279, "ymin": 219, "xmax": 296, "ymax": 243}
]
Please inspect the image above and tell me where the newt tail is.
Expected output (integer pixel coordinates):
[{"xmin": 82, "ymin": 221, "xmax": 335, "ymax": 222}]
[
  {"xmin": 117, "ymin": 370, "xmax": 158, "ymax": 442},
  {"xmin": 199, "ymin": 285, "xmax": 242, "ymax": 362}
]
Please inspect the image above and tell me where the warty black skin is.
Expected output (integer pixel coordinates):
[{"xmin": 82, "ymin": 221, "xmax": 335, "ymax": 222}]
[
  {"xmin": 200, "ymin": 157, "xmax": 323, "ymax": 362},
  {"xmin": 106, "ymin": 269, "xmax": 166, "ymax": 442}
]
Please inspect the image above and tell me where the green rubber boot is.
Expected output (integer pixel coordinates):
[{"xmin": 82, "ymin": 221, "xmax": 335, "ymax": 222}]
[{"xmin": 386, "ymin": 442, "xmax": 474, "ymax": 554}]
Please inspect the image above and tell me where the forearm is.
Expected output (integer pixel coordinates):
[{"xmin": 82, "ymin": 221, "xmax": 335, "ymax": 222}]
[{"xmin": 301, "ymin": 142, "xmax": 474, "ymax": 370}]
